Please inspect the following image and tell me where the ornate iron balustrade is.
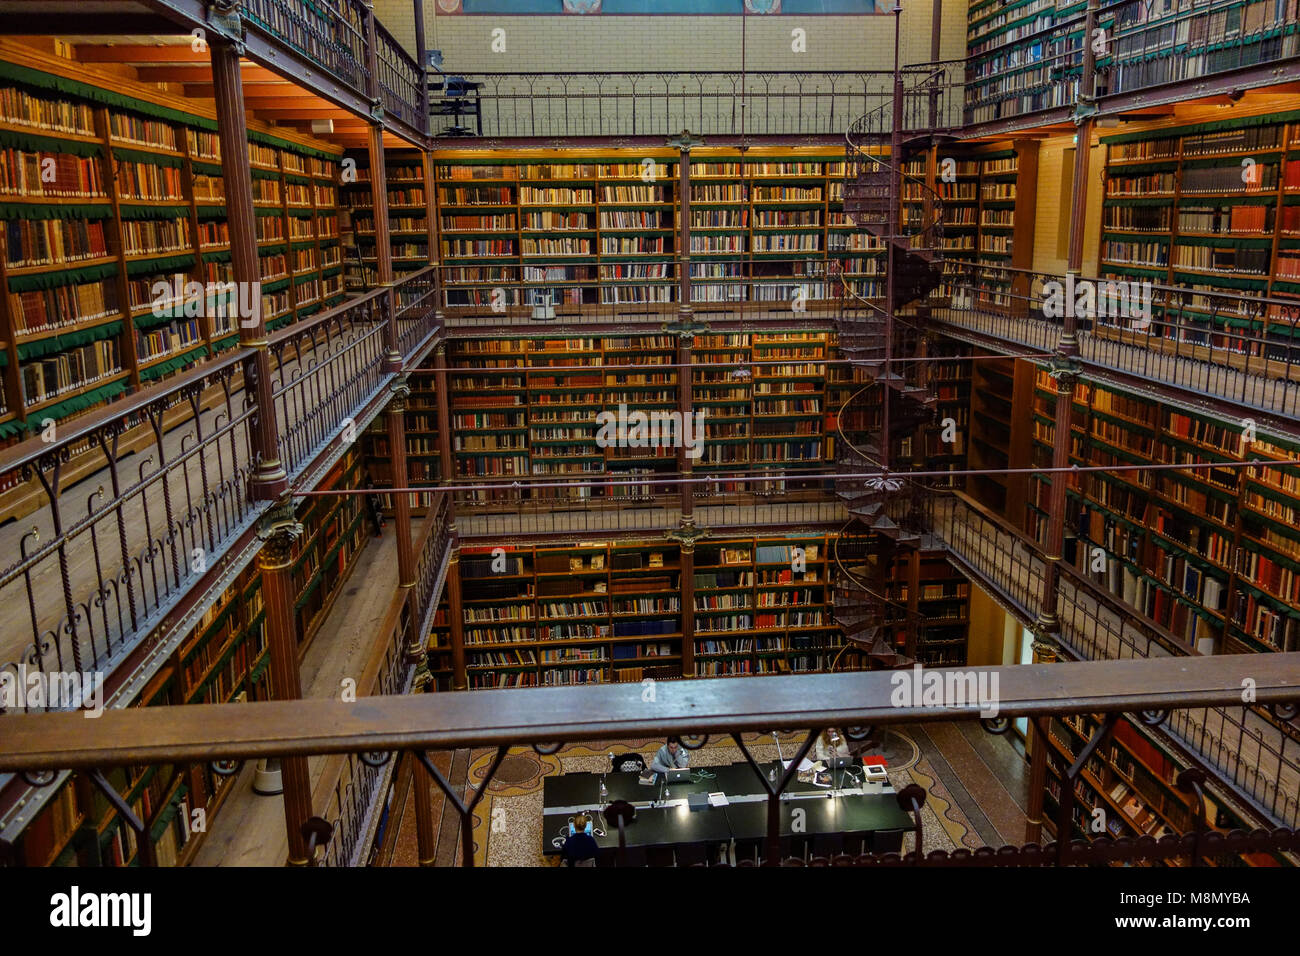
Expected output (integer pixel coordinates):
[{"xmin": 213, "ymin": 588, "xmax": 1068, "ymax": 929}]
[
  {"xmin": 1, "ymin": 653, "xmax": 1297, "ymax": 866},
  {"xmin": 240, "ymin": 0, "xmax": 371, "ymax": 99},
  {"xmin": 931, "ymin": 263, "xmax": 1300, "ymax": 425},
  {"xmin": 0, "ymin": 267, "xmax": 443, "ymax": 713},
  {"xmin": 375, "ymin": 19, "xmax": 424, "ymax": 132},
  {"xmin": 428, "ymin": 69, "xmax": 963, "ymax": 141},
  {"xmin": 936, "ymin": 492, "xmax": 1300, "ymax": 829}
]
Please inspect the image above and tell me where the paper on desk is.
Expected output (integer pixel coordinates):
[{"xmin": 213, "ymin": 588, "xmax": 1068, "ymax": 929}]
[
  {"xmin": 782, "ymin": 758, "xmax": 816, "ymax": 772},
  {"xmin": 708, "ymin": 792, "xmax": 729, "ymax": 807}
]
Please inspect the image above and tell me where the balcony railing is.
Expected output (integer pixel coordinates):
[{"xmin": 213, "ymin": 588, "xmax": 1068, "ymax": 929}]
[
  {"xmin": 936, "ymin": 492, "xmax": 1300, "ymax": 829},
  {"xmin": 0, "ymin": 266, "xmax": 442, "ymax": 714},
  {"xmin": 2, "ymin": 652, "xmax": 1297, "ymax": 866},
  {"xmin": 241, "ymin": 0, "xmax": 371, "ymax": 100},
  {"xmin": 375, "ymin": 19, "xmax": 425, "ymax": 132},
  {"xmin": 428, "ymin": 68, "xmax": 964, "ymax": 141},
  {"xmin": 932, "ymin": 264, "xmax": 1300, "ymax": 424}
]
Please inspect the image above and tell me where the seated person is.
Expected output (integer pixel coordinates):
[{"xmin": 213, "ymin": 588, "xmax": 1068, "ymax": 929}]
[
  {"xmin": 561, "ymin": 813, "xmax": 599, "ymax": 867},
  {"xmin": 815, "ymin": 728, "xmax": 851, "ymax": 764},
  {"xmin": 649, "ymin": 736, "xmax": 689, "ymax": 774}
]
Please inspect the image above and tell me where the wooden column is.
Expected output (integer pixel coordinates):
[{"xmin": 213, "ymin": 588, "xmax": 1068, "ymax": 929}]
[
  {"xmin": 412, "ymin": 0, "xmax": 430, "ymax": 130},
  {"xmin": 212, "ymin": 38, "xmax": 286, "ymax": 499},
  {"xmin": 368, "ymin": 122, "xmax": 401, "ymax": 370},
  {"xmin": 257, "ymin": 511, "xmax": 313, "ymax": 865},
  {"xmin": 447, "ymin": 546, "xmax": 467, "ymax": 690},
  {"xmin": 677, "ymin": 143, "xmax": 692, "ymax": 309},
  {"xmin": 433, "ymin": 343, "xmax": 453, "ymax": 484},
  {"xmin": 388, "ymin": 381, "xmax": 419, "ymax": 662},
  {"xmin": 411, "ymin": 751, "xmax": 437, "ymax": 865}
]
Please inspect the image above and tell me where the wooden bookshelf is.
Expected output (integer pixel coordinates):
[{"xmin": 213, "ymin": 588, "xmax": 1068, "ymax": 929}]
[
  {"xmin": 0, "ymin": 45, "xmax": 344, "ymax": 446},
  {"xmin": 1100, "ymin": 110, "xmax": 1300, "ymax": 363},
  {"xmin": 1040, "ymin": 711, "xmax": 1287, "ymax": 866},
  {"xmin": 430, "ymin": 147, "xmax": 888, "ymax": 309},
  {"xmin": 1025, "ymin": 366, "xmax": 1300, "ymax": 654},
  {"xmin": 339, "ymin": 148, "xmax": 429, "ymax": 293}
]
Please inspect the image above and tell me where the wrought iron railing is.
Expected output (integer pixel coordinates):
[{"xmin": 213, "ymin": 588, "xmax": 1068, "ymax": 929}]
[
  {"xmin": 2, "ymin": 652, "xmax": 1297, "ymax": 866},
  {"xmin": 0, "ymin": 266, "xmax": 442, "ymax": 713},
  {"xmin": 936, "ymin": 492, "xmax": 1300, "ymax": 828},
  {"xmin": 428, "ymin": 69, "xmax": 965, "ymax": 140},
  {"xmin": 375, "ymin": 19, "xmax": 425, "ymax": 132},
  {"xmin": 931, "ymin": 264, "xmax": 1300, "ymax": 423},
  {"xmin": 241, "ymin": 0, "xmax": 371, "ymax": 99}
]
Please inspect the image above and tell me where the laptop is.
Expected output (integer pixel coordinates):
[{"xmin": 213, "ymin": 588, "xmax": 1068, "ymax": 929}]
[
  {"xmin": 826, "ymin": 756, "xmax": 856, "ymax": 769},
  {"xmin": 663, "ymin": 768, "xmax": 693, "ymax": 784}
]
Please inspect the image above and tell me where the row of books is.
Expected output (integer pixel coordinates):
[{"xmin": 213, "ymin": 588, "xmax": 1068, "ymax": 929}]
[
  {"xmin": 21, "ymin": 339, "xmax": 120, "ymax": 404},
  {"xmin": 0, "ymin": 149, "xmax": 104, "ymax": 197},
  {"xmin": 4, "ymin": 216, "xmax": 109, "ymax": 266}
]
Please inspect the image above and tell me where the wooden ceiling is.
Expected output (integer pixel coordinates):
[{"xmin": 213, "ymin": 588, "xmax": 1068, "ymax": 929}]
[{"xmin": 11, "ymin": 34, "xmax": 419, "ymax": 151}]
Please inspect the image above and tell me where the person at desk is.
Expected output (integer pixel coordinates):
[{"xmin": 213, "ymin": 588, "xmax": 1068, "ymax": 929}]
[
  {"xmin": 561, "ymin": 813, "xmax": 599, "ymax": 867},
  {"xmin": 815, "ymin": 728, "xmax": 850, "ymax": 764},
  {"xmin": 650, "ymin": 736, "xmax": 689, "ymax": 774}
]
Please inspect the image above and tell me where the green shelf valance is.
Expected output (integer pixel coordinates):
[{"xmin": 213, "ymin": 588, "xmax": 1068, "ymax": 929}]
[
  {"xmin": 201, "ymin": 249, "xmax": 233, "ymax": 264},
  {"xmin": 134, "ymin": 307, "xmax": 200, "ymax": 331},
  {"xmin": 296, "ymin": 302, "xmax": 323, "ymax": 318},
  {"xmin": 139, "ymin": 344, "xmax": 208, "ymax": 382},
  {"xmin": 1181, "ymin": 154, "xmax": 1280, "ymax": 170},
  {"xmin": 17, "ymin": 321, "xmax": 123, "ymax": 361},
  {"xmin": 261, "ymin": 277, "xmax": 290, "ymax": 294},
  {"xmin": 1101, "ymin": 109, "xmax": 1300, "ymax": 144},
  {"xmin": 0, "ymin": 201, "xmax": 111, "ymax": 221},
  {"xmin": 246, "ymin": 129, "xmax": 339, "ymax": 162},
  {"xmin": 266, "ymin": 314, "xmax": 293, "ymax": 332},
  {"xmin": 0, "ymin": 126, "xmax": 101, "ymax": 158},
  {"xmin": 197, "ymin": 206, "xmax": 228, "ymax": 220},
  {"xmin": 211, "ymin": 333, "xmax": 240, "ymax": 352},
  {"xmin": 250, "ymin": 168, "xmax": 280, "ymax": 181},
  {"xmin": 0, "ymin": 418, "xmax": 24, "ymax": 438},
  {"xmin": 8, "ymin": 261, "xmax": 118, "ymax": 293},
  {"xmin": 0, "ymin": 60, "xmax": 219, "ymax": 131},
  {"xmin": 292, "ymin": 272, "xmax": 318, "ymax": 286},
  {"xmin": 118, "ymin": 204, "xmax": 190, "ymax": 221},
  {"xmin": 322, "ymin": 266, "xmax": 342, "ymax": 278},
  {"xmin": 1173, "ymin": 235, "xmax": 1274, "ymax": 249},
  {"xmin": 1172, "ymin": 271, "xmax": 1267, "ymax": 290},
  {"xmin": 24, "ymin": 377, "xmax": 128, "ymax": 427},
  {"xmin": 124, "ymin": 253, "xmax": 196, "ymax": 278},
  {"xmin": 259, "ymin": 244, "xmax": 287, "ymax": 257},
  {"xmin": 1103, "ymin": 197, "xmax": 1173, "ymax": 207},
  {"xmin": 255, "ymin": 207, "xmax": 282, "ymax": 217},
  {"xmin": 191, "ymin": 161, "xmax": 224, "ymax": 176},
  {"xmin": 1106, "ymin": 161, "xmax": 1176, "ymax": 175},
  {"xmin": 284, "ymin": 173, "xmax": 312, "ymax": 186},
  {"xmin": 112, "ymin": 146, "xmax": 183, "ymax": 169},
  {"xmin": 1177, "ymin": 194, "xmax": 1276, "ymax": 207}
]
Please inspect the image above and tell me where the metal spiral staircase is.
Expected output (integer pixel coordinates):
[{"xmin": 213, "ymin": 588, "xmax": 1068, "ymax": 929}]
[{"xmin": 830, "ymin": 74, "xmax": 950, "ymax": 671}]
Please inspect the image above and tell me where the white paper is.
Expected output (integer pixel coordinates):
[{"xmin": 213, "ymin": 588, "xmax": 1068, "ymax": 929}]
[{"xmin": 781, "ymin": 757, "xmax": 816, "ymax": 772}]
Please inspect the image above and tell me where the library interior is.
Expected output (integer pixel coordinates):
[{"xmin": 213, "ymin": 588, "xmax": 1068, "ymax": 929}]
[{"xmin": 0, "ymin": 0, "xmax": 1298, "ymax": 872}]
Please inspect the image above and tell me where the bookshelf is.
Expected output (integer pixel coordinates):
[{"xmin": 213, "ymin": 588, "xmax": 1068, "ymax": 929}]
[
  {"xmin": 1100, "ymin": 111, "xmax": 1300, "ymax": 357},
  {"xmin": 444, "ymin": 331, "xmax": 837, "ymax": 501},
  {"xmin": 339, "ymin": 148, "xmax": 429, "ymax": 292},
  {"xmin": 1026, "ymin": 366, "xmax": 1300, "ymax": 654},
  {"xmin": 428, "ymin": 532, "xmax": 970, "ymax": 689},
  {"xmin": 430, "ymin": 147, "xmax": 885, "ymax": 309},
  {"xmin": 1041, "ymin": 711, "xmax": 1287, "ymax": 866},
  {"xmin": 967, "ymin": 353, "xmax": 1034, "ymax": 522},
  {"xmin": 0, "ymin": 47, "xmax": 343, "ymax": 443}
]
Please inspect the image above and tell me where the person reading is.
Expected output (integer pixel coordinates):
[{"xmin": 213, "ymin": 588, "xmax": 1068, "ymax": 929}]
[
  {"xmin": 650, "ymin": 736, "xmax": 689, "ymax": 773},
  {"xmin": 561, "ymin": 813, "xmax": 599, "ymax": 867}
]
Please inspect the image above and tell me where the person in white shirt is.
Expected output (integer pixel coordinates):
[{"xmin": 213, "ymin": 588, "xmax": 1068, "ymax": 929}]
[{"xmin": 650, "ymin": 736, "xmax": 689, "ymax": 773}]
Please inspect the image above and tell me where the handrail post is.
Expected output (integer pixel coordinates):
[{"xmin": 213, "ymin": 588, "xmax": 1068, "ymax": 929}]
[{"xmin": 211, "ymin": 37, "xmax": 287, "ymax": 500}]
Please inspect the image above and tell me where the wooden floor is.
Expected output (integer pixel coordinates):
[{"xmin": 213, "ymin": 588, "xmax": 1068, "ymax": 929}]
[{"xmin": 192, "ymin": 524, "xmax": 402, "ymax": 866}]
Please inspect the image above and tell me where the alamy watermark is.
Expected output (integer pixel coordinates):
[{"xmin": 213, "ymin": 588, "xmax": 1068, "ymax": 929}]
[
  {"xmin": 890, "ymin": 664, "xmax": 1000, "ymax": 718},
  {"xmin": 0, "ymin": 664, "xmax": 104, "ymax": 717},
  {"xmin": 1041, "ymin": 275, "xmax": 1154, "ymax": 331},
  {"xmin": 150, "ymin": 276, "xmax": 262, "ymax": 327},
  {"xmin": 594, "ymin": 403, "xmax": 706, "ymax": 460}
]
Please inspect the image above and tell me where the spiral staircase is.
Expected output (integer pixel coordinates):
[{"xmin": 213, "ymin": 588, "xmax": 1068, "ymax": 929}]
[{"xmin": 830, "ymin": 75, "xmax": 951, "ymax": 671}]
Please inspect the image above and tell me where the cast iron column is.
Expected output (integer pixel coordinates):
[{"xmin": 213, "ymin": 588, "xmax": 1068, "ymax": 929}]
[
  {"xmin": 257, "ymin": 506, "xmax": 313, "ymax": 865},
  {"xmin": 212, "ymin": 38, "xmax": 287, "ymax": 500}
]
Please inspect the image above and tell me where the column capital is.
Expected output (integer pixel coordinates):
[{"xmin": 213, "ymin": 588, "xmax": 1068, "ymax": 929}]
[
  {"xmin": 667, "ymin": 129, "xmax": 705, "ymax": 152},
  {"xmin": 666, "ymin": 520, "xmax": 709, "ymax": 554},
  {"xmin": 257, "ymin": 497, "xmax": 304, "ymax": 569},
  {"xmin": 662, "ymin": 314, "xmax": 709, "ymax": 343},
  {"xmin": 1046, "ymin": 355, "xmax": 1081, "ymax": 392}
]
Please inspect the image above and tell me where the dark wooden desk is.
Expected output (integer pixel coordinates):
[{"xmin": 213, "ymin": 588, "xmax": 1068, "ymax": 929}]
[{"xmin": 541, "ymin": 760, "xmax": 913, "ymax": 859}]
